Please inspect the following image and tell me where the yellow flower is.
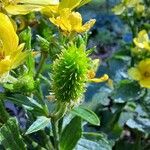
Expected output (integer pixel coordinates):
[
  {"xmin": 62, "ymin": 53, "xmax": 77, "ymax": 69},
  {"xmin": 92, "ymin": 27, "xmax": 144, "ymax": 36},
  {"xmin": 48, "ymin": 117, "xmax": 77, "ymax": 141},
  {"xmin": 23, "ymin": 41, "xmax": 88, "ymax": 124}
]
[
  {"xmin": 42, "ymin": 0, "xmax": 91, "ymax": 17},
  {"xmin": 133, "ymin": 30, "xmax": 150, "ymax": 51},
  {"xmin": 87, "ymin": 69, "xmax": 109, "ymax": 83},
  {"xmin": 124, "ymin": 0, "xmax": 139, "ymax": 7},
  {"xmin": 0, "ymin": 13, "xmax": 28, "ymax": 80},
  {"xmin": 112, "ymin": 0, "xmax": 144, "ymax": 15},
  {"xmin": 135, "ymin": 3, "xmax": 145, "ymax": 14},
  {"xmin": 112, "ymin": 0, "xmax": 138, "ymax": 15},
  {"xmin": 112, "ymin": 3, "xmax": 125, "ymax": 15},
  {"xmin": 128, "ymin": 59, "xmax": 150, "ymax": 88},
  {"xmin": 89, "ymin": 74, "xmax": 109, "ymax": 83},
  {"xmin": 0, "ymin": 0, "xmax": 59, "ymax": 15},
  {"xmin": 49, "ymin": 9, "xmax": 95, "ymax": 34},
  {"xmin": 58, "ymin": 0, "xmax": 90, "ymax": 11}
]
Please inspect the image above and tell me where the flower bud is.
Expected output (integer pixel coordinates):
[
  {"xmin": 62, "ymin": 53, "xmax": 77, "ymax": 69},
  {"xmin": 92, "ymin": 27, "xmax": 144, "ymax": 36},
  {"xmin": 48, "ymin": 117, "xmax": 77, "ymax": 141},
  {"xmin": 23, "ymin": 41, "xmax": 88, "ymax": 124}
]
[
  {"xmin": 13, "ymin": 75, "xmax": 35, "ymax": 92},
  {"xmin": 52, "ymin": 45, "xmax": 90, "ymax": 103},
  {"xmin": 36, "ymin": 35, "xmax": 49, "ymax": 52}
]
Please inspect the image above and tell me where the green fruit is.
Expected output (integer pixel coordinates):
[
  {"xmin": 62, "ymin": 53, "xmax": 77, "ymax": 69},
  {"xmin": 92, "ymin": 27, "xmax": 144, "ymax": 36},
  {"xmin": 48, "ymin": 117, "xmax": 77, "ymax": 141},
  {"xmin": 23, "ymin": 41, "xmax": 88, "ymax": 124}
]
[{"xmin": 52, "ymin": 45, "xmax": 90, "ymax": 103}]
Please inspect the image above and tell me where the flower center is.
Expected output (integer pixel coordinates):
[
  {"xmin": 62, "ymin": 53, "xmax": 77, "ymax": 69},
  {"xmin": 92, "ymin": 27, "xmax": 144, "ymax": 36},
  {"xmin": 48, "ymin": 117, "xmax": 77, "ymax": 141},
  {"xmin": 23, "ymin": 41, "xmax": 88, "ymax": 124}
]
[
  {"xmin": 0, "ymin": 51, "xmax": 5, "ymax": 60},
  {"xmin": 144, "ymin": 71, "xmax": 150, "ymax": 78},
  {"xmin": 0, "ymin": 39, "xmax": 5, "ymax": 60}
]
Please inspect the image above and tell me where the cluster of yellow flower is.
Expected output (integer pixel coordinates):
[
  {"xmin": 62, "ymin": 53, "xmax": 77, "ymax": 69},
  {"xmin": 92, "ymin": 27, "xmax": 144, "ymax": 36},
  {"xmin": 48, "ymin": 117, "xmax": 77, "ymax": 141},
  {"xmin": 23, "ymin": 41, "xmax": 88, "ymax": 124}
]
[
  {"xmin": 0, "ymin": 0, "xmax": 59, "ymax": 82},
  {"xmin": 112, "ymin": 0, "xmax": 145, "ymax": 15},
  {"xmin": 0, "ymin": 0, "xmax": 108, "ymax": 84},
  {"xmin": 128, "ymin": 30, "xmax": 150, "ymax": 88},
  {"xmin": 133, "ymin": 30, "xmax": 150, "ymax": 52},
  {"xmin": 46, "ymin": 0, "xmax": 96, "ymax": 35}
]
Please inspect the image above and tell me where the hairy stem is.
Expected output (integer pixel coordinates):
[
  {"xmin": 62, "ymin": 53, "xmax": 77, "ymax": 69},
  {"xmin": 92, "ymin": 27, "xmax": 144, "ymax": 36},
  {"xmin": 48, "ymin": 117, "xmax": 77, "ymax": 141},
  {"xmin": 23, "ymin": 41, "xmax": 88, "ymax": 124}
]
[{"xmin": 52, "ymin": 119, "xmax": 59, "ymax": 150}]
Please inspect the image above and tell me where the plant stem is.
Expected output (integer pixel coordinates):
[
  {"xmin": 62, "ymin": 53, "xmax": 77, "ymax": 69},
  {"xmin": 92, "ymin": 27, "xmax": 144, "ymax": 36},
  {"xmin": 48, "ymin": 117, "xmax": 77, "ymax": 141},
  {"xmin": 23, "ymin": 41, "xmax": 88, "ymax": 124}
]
[
  {"xmin": 52, "ymin": 119, "xmax": 59, "ymax": 150},
  {"xmin": 34, "ymin": 52, "xmax": 47, "ymax": 79},
  {"xmin": 0, "ymin": 99, "xmax": 9, "ymax": 123},
  {"xmin": 24, "ymin": 135, "xmax": 47, "ymax": 150},
  {"xmin": 58, "ymin": 117, "xmax": 64, "ymax": 135},
  {"xmin": 134, "ymin": 132, "xmax": 142, "ymax": 150},
  {"xmin": 125, "ymin": 13, "xmax": 137, "ymax": 38},
  {"xmin": 40, "ymin": 130, "xmax": 54, "ymax": 150}
]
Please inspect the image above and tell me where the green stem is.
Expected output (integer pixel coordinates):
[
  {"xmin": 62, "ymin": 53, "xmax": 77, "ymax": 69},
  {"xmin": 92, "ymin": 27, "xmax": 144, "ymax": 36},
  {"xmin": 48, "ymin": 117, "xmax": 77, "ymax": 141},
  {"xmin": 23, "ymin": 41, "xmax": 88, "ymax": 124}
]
[
  {"xmin": 52, "ymin": 119, "xmax": 59, "ymax": 150},
  {"xmin": 40, "ymin": 130, "xmax": 54, "ymax": 150},
  {"xmin": 125, "ymin": 13, "xmax": 137, "ymax": 38},
  {"xmin": 134, "ymin": 132, "xmax": 142, "ymax": 150},
  {"xmin": 0, "ymin": 99, "xmax": 9, "ymax": 123},
  {"xmin": 24, "ymin": 135, "xmax": 47, "ymax": 150},
  {"xmin": 58, "ymin": 117, "xmax": 64, "ymax": 135},
  {"xmin": 34, "ymin": 52, "xmax": 47, "ymax": 79}
]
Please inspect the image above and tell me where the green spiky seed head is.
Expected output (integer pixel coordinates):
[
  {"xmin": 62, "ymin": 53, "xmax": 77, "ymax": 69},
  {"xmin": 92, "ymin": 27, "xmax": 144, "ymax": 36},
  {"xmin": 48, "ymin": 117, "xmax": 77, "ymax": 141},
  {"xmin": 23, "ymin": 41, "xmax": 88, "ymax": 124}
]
[{"xmin": 52, "ymin": 45, "xmax": 90, "ymax": 103}]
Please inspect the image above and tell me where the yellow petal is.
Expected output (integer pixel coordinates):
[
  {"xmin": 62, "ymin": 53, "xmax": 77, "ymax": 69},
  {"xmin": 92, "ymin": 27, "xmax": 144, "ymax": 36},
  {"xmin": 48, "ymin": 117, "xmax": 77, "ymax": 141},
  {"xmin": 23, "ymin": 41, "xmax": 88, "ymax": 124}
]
[
  {"xmin": 128, "ymin": 67, "xmax": 141, "ymax": 80},
  {"xmin": 144, "ymin": 42, "xmax": 150, "ymax": 51},
  {"xmin": 11, "ymin": 44, "xmax": 29, "ymax": 69},
  {"xmin": 0, "ymin": 56, "xmax": 11, "ymax": 75},
  {"xmin": 5, "ymin": 4, "xmax": 43, "ymax": 15},
  {"xmin": 140, "ymin": 78, "xmax": 150, "ymax": 88},
  {"xmin": 138, "ymin": 59, "xmax": 150, "ymax": 73},
  {"xmin": 133, "ymin": 30, "xmax": 149, "ymax": 49},
  {"xmin": 50, "ymin": 9, "xmax": 72, "ymax": 32},
  {"xmin": 77, "ymin": 19, "xmax": 96, "ymax": 33},
  {"xmin": 68, "ymin": 12, "xmax": 82, "ymax": 31},
  {"xmin": 89, "ymin": 74, "xmax": 109, "ymax": 83},
  {"xmin": 87, "ymin": 70, "xmax": 96, "ymax": 79},
  {"xmin": 112, "ymin": 4, "xmax": 125, "ymax": 15},
  {"xmin": 42, "ymin": 5, "xmax": 58, "ymax": 17},
  {"xmin": 136, "ymin": 4, "xmax": 145, "ymax": 13},
  {"xmin": 19, "ymin": 0, "xmax": 59, "ymax": 5},
  {"xmin": 0, "ymin": 13, "xmax": 18, "ymax": 55},
  {"xmin": 77, "ymin": 0, "xmax": 91, "ymax": 8},
  {"xmin": 107, "ymin": 78, "xmax": 114, "ymax": 89},
  {"xmin": 124, "ymin": 0, "xmax": 139, "ymax": 7},
  {"xmin": 59, "ymin": 0, "xmax": 81, "ymax": 11}
]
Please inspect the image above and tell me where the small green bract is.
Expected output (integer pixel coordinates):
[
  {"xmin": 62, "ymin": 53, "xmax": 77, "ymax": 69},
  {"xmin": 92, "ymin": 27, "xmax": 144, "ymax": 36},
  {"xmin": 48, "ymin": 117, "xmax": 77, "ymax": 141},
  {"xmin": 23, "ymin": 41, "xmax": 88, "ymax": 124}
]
[{"xmin": 52, "ymin": 45, "xmax": 90, "ymax": 103}]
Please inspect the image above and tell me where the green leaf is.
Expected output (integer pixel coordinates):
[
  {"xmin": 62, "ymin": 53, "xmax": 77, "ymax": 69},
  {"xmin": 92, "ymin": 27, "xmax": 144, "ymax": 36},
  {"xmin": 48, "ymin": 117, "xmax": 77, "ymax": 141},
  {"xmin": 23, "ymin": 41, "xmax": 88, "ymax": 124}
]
[
  {"xmin": 141, "ymin": 90, "xmax": 150, "ymax": 117},
  {"xmin": 60, "ymin": 117, "xmax": 82, "ymax": 150},
  {"xmin": 19, "ymin": 27, "xmax": 32, "ymax": 49},
  {"xmin": 0, "ymin": 100, "xmax": 9, "ymax": 123},
  {"xmin": 126, "ymin": 117, "xmax": 150, "ymax": 133},
  {"xmin": 26, "ymin": 116, "xmax": 50, "ymax": 135},
  {"xmin": 0, "ymin": 118, "xmax": 26, "ymax": 150},
  {"xmin": 75, "ymin": 138, "xmax": 112, "ymax": 150},
  {"xmin": 111, "ymin": 80, "xmax": 142, "ymax": 103},
  {"xmin": 80, "ymin": 132, "xmax": 112, "ymax": 150},
  {"xmin": 7, "ymin": 94, "xmax": 48, "ymax": 116},
  {"xmin": 71, "ymin": 106, "xmax": 100, "ymax": 126}
]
